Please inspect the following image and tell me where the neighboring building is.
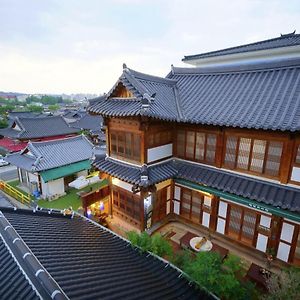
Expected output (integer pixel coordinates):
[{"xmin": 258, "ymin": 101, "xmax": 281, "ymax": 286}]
[
  {"xmin": 5, "ymin": 135, "xmax": 94, "ymax": 199},
  {"xmin": 0, "ymin": 115, "xmax": 79, "ymax": 152},
  {"xmin": 62, "ymin": 109, "xmax": 85, "ymax": 123},
  {"xmin": 88, "ymin": 34, "xmax": 300, "ymax": 267},
  {"xmin": 182, "ymin": 31, "xmax": 300, "ymax": 67},
  {"xmin": 70, "ymin": 113, "xmax": 104, "ymax": 145},
  {"xmin": 0, "ymin": 207, "xmax": 210, "ymax": 300}
]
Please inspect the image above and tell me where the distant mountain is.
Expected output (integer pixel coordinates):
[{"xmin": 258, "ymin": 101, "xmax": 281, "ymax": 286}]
[{"xmin": 0, "ymin": 91, "xmax": 27, "ymax": 97}]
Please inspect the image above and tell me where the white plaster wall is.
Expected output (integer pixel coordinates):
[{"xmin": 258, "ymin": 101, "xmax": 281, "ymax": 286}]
[
  {"xmin": 291, "ymin": 167, "xmax": 300, "ymax": 182},
  {"xmin": 112, "ymin": 177, "xmax": 140, "ymax": 195},
  {"xmin": 147, "ymin": 144, "xmax": 172, "ymax": 163},
  {"xmin": 41, "ymin": 177, "xmax": 65, "ymax": 199},
  {"xmin": 28, "ymin": 172, "xmax": 38, "ymax": 183}
]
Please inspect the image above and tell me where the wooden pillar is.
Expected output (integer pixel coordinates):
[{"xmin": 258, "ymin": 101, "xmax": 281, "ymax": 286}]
[
  {"xmin": 215, "ymin": 130, "xmax": 224, "ymax": 168},
  {"xmin": 140, "ymin": 188, "xmax": 149, "ymax": 231},
  {"xmin": 280, "ymin": 136, "xmax": 295, "ymax": 184},
  {"xmin": 209, "ymin": 196, "xmax": 218, "ymax": 232}
]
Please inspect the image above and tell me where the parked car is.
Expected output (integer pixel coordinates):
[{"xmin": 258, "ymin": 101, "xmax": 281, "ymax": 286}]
[{"xmin": 0, "ymin": 155, "xmax": 9, "ymax": 167}]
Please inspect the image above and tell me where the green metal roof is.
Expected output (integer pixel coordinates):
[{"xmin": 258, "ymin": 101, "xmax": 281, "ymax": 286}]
[{"xmin": 41, "ymin": 160, "xmax": 91, "ymax": 183}]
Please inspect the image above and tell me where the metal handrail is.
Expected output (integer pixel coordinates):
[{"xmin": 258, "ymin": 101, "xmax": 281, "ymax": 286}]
[{"xmin": 0, "ymin": 180, "xmax": 31, "ymax": 205}]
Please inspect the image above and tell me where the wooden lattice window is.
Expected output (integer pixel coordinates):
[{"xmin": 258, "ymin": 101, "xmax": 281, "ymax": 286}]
[
  {"xmin": 224, "ymin": 136, "xmax": 238, "ymax": 168},
  {"xmin": 176, "ymin": 130, "xmax": 217, "ymax": 164},
  {"xmin": 250, "ymin": 140, "xmax": 266, "ymax": 173},
  {"xmin": 237, "ymin": 138, "xmax": 251, "ymax": 169},
  {"xmin": 186, "ymin": 131, "xmax": 195, "ymax": 159},
  {"xmin": 148, "ymin": 131, "xmax": 172, "ymax": 148},
  {"xmin": 294, "ymin": 144, "xmax": 300, "ymax": 165},
  {"xmin": 265, "ymin": 141, "xmax": 283, "ymax": 176},
  {"xmin": 110, "ymin": 130, "xmax": 141, "ymax": 162},
  {"xmin": 177, "ymin": 130, "xmax": 185, "ymax": 157},
  {"xmin": 224, "ymin": 135, "xmax": 283, "ymax": 178},
  {"xmin": 206, "ymin": 134, "xmax": 217, "ymax": 163}
]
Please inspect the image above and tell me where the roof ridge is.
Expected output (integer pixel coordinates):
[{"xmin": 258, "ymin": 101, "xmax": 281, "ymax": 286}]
[
  {"xmin": 172, "ymin": 58, "xmax": 300, "ymax": 75},
  {"xmin": 0, "ymin": 210, "xmax": 68, "ymax": 299},
  {"xmin": 183, "ymin": 32, "xmax": 300, "ymax": 60},
  {"xmin": 30, "ymin": 134, "xmax": 83, "ymax": 146},
  {"xmin": 127, "ymin": 68, "xmax": 177, "ymax": 85}
]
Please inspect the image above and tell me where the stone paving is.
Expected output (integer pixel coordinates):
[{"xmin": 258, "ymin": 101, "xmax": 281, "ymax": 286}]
[{"xmin": 0, "ymin": 191, "xmax": 13, "ymax": 208}]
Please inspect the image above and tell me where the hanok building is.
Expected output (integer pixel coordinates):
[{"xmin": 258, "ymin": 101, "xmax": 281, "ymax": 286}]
[
  {"xmin": 5, "ymin": 135, "xmax": 94, "ymax": 199},
  {"xmin": 0, "ymin": 115, "xmax": 79, "ymax": 153},
  {"xmin": 89, "ymin": 32, "xmax": 300, "ymax": 266}
]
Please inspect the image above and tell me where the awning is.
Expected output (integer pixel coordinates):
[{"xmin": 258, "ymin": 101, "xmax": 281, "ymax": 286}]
[{"xmin": 41, "ymin": 160, "xmax": 91, "ymax": 183}]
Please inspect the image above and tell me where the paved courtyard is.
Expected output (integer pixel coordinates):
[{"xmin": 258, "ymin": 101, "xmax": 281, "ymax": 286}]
[{"xmin": 0, "ymin": 191, "xmax": 12, "ymax": 208}]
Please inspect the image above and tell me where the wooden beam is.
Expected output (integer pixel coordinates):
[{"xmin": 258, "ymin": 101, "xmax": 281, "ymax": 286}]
[{"xmin": 280, "ymin": 136, "xmax": 295, "ymax": 184}]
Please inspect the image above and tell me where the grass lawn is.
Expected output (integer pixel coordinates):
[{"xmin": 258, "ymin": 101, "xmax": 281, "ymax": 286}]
[
  {"xmin": 37, "ymin": 180, "xmax": 108, "ymax": 211},
  {"xmin": 8, "ymin": 180, "xmax": 34, "ymax": 199}
]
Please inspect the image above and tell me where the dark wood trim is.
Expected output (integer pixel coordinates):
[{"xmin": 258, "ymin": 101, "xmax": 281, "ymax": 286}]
[{"xmin": 280, "ymin": 137, "xmax": 295, "ymax": 183}]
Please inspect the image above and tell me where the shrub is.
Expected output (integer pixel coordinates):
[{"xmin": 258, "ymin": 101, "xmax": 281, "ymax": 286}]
[
  {"xmin": 171, "ymin": 249, "xmax": 193, "ymax": 270},
  {"xmin": 261, "ymin": 267, "xmax": 300, "ymax": 300},
  {"xmin": 126, "ymin": 231, "xmax": 172, "ymax": 257},
  {"xmin": 183, "ymin": 252, "xmax": 257, "ymax": 300}
]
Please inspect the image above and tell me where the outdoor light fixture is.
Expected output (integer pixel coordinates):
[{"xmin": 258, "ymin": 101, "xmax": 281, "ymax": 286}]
[{"xmin": 99, "ymin": 201, "xmax": 104, "ymax": 211}]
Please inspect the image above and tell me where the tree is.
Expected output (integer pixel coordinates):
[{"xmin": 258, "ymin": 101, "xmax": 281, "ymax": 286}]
[
  {"xmin": 48, "ymin": 104, "xmax": 60, "ymax": 111},
  {"xmin": 27, "ymin": 105, "xmax": 43, "ymax": 113},
  {"xmin": 127, "ymin": 231, "xmax": 172, "ymax": 257},
  {"xmin": 262, "ymin": 267, "xmax": 300, "ymax": 300},
  {"xmin": 183, "ymin": 252, "xmax": 257, "ymax": 300}
]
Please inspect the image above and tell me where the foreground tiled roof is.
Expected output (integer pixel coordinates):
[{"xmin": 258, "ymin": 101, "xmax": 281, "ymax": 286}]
[
  {"xmin": 93, "ymin": 156, "xmax": 300, "ymax": 213},
  {"xmin": 0, "ymin": 116, "xmax": 79, "ymax": 139},
  {"xmin": 0, "ymin": 237, "xmax": 39, "ymax": 300},
  {"xmin": 89, "ymin": 59, "xmax": 300, "ymax": 131},
  {"xmin": 0, "ymin": 207, "xmax": 211, "ymax": 300},
  {"xmin": 5, "ymin": 135, "xmax": 94, "ymax": 172},
  {"xmin": 183, "ymin": 32, "xmax": 300, "ymax": 61}
]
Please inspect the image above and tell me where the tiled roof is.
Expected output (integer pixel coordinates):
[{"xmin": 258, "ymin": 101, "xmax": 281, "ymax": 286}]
[
  {"xmin": 93, "ymin": 156, "xmax": 178, "ymax": 187},
  {"xmin": 0, "ymin": 116, "xmax": 79, "ymax": 139},
  {"xmin": 0, "ymin": 237, "xmax": 40, "ymax": 300},
  {"xmin": 5, "ymin": 135, "xmax": 94, "ymax": 172},
  {"xmin": 0, "ymin": 207, "xmax": 210, "ymax": 300},
  {"xmin": 93, "ymin": 156, "xmax": 300, "ymax": 213},
  {"xmin": 183, "ymin": 32, "xmax": 300, "ymax": 61},
  {"xmin": 70, "ymin": 113, "xmax": 103, "ymax": 131},
  {"xmin": 88, "ymin": 68, "xmax": 181, "ymax": 121},
  {"xmin": 89, "ymin": 59, "xmax": 300, "ymax": 131},
  {"xmin": 168, "ymin": 59, "xmax": 300, "ymax": 131}
]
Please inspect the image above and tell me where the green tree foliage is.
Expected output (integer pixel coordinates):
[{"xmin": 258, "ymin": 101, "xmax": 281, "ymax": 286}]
[
  {"xmin": 26, "ymin": 95, "xmax": 64, "ymax": 105},
  {"xmin": 126, "ymin": 231, "xmax": 172, "ymax": 257},
  {"xmin": 0, "ymin": 119, "xmax": 8, "ymax": 128},
  {"xmin": 48, "ymin": 104, "xmax": 60, "ymax": 111},
  {"xmin": 183, "ymin": 252, "xmax": 257, "ymax": 300},
  {"xmin": 262, "ymin": 267, "xmax": 300, "ymax": 300},
  {"xmin": 27, "ymin": 105, "xmax": 43, "ymax": 113},
  {"xmin": 0, "ymin": 104, "xmax": 15, "ymax": 115}
]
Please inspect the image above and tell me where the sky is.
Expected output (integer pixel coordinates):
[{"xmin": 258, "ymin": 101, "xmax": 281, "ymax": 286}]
[{"xmin": 0, "ymin": 0, "xmax": 300, "ymax": 94}]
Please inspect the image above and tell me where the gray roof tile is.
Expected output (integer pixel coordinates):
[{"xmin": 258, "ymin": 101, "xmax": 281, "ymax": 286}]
[
  {"xmin": 89, "ymin": 59, "xmax": 300, "ymax": 131},
  {"xmin": 0, "ymin": 236, "xmax": 39, "ymax": 300},
  {"xmin": 70, "ymin": 113, "xmax": 103, "ymax": 131},
  {"xmin": 0, "ymin": 208, "xmax": 210, "ymax": 300},
  {"xmin": 93, "ymin": 156, "xmax": 300, "ymax": 213},
  {"xmin": 0, "ymin": 116, "xmax": 79, "ymax": 140},
  {"xmin": 183, "ymin": 32, "xmax": 300, "ymax": 61},
  {"xmin": 5, "ymin": 135, "xmax": 94, "ymax": 171}
]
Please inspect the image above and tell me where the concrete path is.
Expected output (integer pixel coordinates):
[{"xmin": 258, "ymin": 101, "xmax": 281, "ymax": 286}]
[{"xmin": 0, "ymin": 191, "xmax": 13, "ymax": 208}]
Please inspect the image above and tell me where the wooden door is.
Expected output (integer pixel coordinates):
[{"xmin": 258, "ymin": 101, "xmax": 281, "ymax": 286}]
[
  {"xmin": 227, "ymin": 206, "xmax": 243, "ymax": 240},
  {"xmin": 240, "ymin": 210, "xmax": 257, "ymax": 246},
  {"xmin": 153, "ymin": 187, "xmax": 168, "ymax": 223}
]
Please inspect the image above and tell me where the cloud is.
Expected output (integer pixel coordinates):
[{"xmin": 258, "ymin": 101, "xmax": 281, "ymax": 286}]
[{"xmin": 0, "ymin": 0, "xmax": 299, "ymax": 93}]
